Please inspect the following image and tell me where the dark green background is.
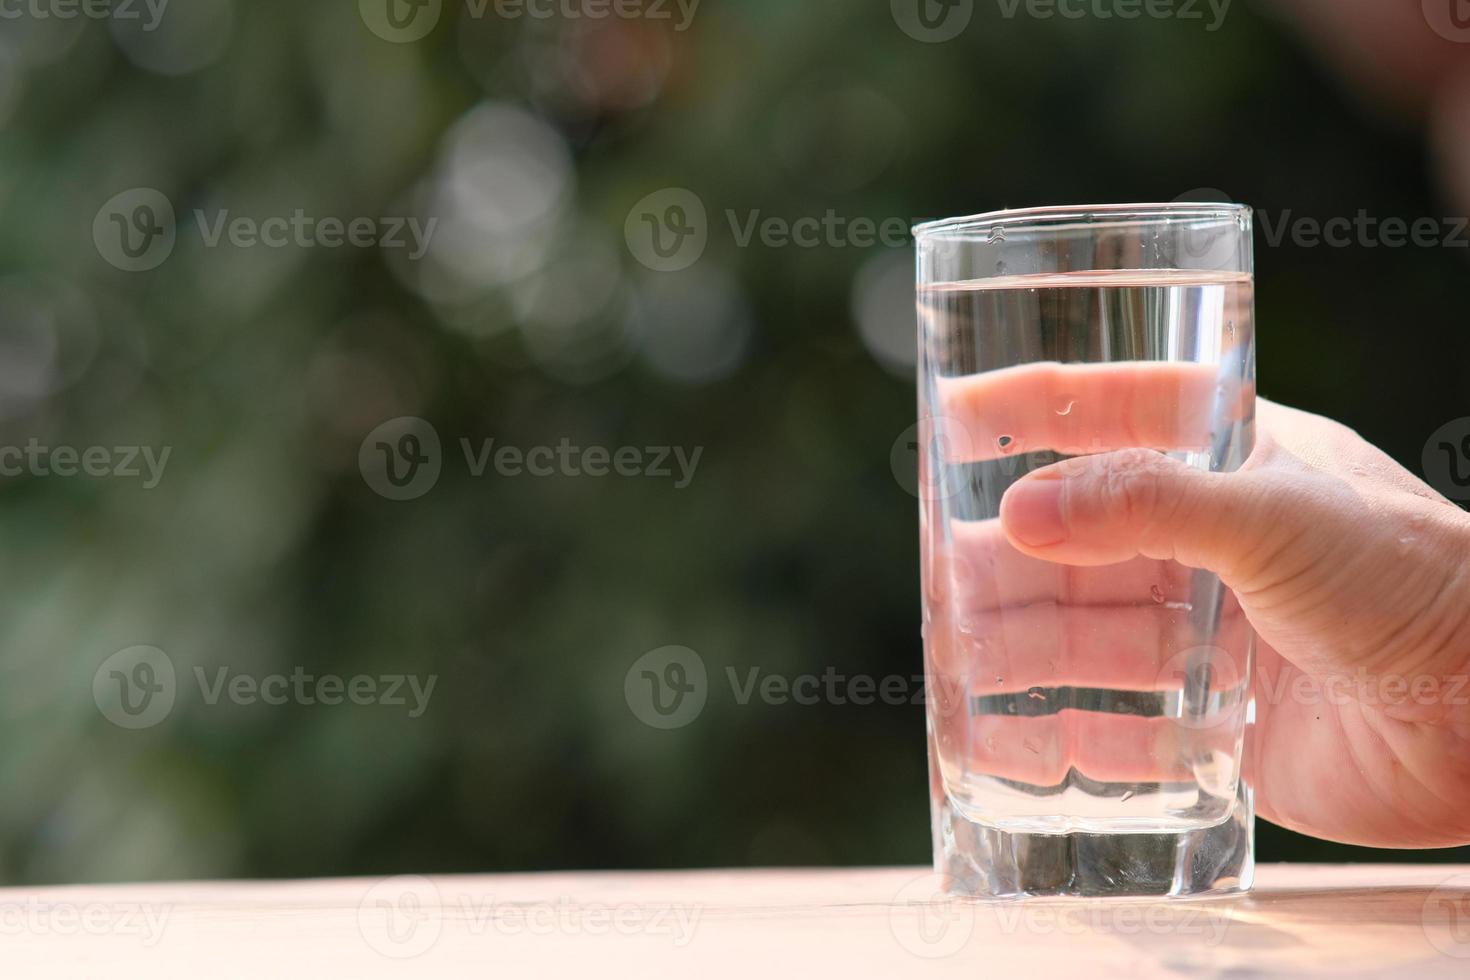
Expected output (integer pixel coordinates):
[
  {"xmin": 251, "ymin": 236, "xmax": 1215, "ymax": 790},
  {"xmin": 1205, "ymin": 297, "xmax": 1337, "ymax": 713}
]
[{"xmin": 1, "ymin": 0, "xmax": 1466, "ymax": 883}]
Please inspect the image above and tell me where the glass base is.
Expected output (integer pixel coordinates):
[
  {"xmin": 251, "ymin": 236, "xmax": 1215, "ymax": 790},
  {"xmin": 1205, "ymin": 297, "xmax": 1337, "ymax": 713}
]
[{"xmin": 932, "ymin": 780, "xmax": 1254, "ymax": 899}]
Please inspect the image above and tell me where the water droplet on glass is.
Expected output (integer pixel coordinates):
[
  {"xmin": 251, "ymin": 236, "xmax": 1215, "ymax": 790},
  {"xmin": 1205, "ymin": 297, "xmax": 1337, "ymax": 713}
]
[
  {"xmin": 1027, "ymin": 687, "xmax": 1046, "ymax": 701},
  {"xmin": 1150, "ymin": 585, "xmax": 1165, "ymax": 604},
  {"xmin": 1120, "ymin": 789, "xmax": 1135, "ymax": 802},
  {"xmin": 995, "ymin": 260, "xmax": 1007, "ymax": 274},
  {"xmin": 994, "ymin": 675, "xmax": 1004, "ymax": 685},
  {"xmin": 997, "ymin": 435, "xmax": 1015, "ymax": 453}
]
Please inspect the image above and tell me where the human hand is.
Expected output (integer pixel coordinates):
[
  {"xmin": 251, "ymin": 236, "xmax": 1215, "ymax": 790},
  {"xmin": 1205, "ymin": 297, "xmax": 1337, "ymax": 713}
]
[{"xmin": 999, "ymin": 397, "xmax": 1470, "ymax": 847}]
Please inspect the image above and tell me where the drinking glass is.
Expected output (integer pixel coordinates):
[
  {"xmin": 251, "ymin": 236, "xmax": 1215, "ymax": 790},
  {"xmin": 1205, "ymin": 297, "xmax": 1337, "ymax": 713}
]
[{"xmin": 914, "ymin": 203, "xmax": 1256, "ymax": 898}]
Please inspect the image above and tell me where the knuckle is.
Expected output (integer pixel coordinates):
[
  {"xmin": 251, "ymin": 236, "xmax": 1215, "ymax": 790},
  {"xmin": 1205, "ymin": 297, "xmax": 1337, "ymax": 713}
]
[{"xmin": 1100, "ymin": 449, "xmax": 1164, "ymax": 526}]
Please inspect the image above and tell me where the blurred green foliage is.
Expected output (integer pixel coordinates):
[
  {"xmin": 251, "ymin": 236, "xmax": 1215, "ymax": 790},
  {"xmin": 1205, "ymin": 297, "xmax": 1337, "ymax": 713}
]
[{"xmin": 0, "ymin": 0, "xmax": 1464, "ymax": 884}]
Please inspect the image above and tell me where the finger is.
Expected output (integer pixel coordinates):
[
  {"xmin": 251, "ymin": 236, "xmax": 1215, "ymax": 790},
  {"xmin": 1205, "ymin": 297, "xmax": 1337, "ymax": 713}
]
[
  {"xmin": 934, "ymin": 711, "xmax": 1241, "ymax": 785},
  {"xmin": 998, "ymin": 447, "xmax": 1272, "ymax": 582},
  {"xmin": 930, "ymin": 519, "xmax": 1196, "ymax": 611},
  {"xmin": 926, "ymin": 599, "xmax": 1252, "ymax": 694},
  {"xmin": 933, "ymin": 360, "xmax": 1232, "ymax": 463}
]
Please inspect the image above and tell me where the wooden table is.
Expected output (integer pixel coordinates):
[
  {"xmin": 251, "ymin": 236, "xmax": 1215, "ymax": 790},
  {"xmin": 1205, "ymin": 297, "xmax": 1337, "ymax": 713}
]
[{"xmin": 3, "ymin": 865, "xmax": 1469, "ymax": 977}]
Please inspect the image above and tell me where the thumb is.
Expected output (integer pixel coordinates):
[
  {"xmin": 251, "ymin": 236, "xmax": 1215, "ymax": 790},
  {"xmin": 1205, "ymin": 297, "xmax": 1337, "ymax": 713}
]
[{"xmin": 998, "ymin": 448, "xmax": 1271, "ymax": 582}]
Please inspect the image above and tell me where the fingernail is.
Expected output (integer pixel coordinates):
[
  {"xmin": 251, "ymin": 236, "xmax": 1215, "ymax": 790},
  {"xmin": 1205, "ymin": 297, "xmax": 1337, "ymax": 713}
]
[{"xmin": 1003, "ymin": 478, "xmax": 1067, "ymax": 548}]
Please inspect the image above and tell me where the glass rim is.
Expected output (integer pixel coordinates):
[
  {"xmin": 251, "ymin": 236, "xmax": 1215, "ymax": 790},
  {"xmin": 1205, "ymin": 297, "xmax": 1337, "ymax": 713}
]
[{"xmin": 913, "ymin": 202, "xmax": 1252, "ymax": 239}]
